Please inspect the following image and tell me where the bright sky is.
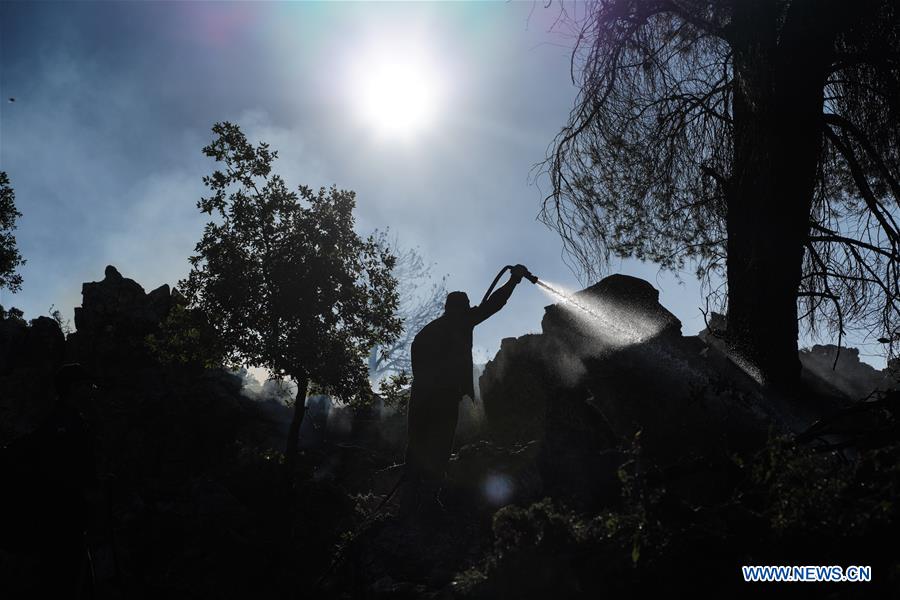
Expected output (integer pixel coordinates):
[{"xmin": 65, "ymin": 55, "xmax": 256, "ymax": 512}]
[{"xmin": 0, "ymin": 2, "xmax": 883, "ymax": 367}]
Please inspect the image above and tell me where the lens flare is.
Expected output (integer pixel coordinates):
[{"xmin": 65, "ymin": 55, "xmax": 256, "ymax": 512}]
[{"xmin": 483, "ymin": 473, "xmax": 515, "ymax": 506}]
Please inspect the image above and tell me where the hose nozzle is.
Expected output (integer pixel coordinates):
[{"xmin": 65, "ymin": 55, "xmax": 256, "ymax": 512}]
[{"xmin": 482, "ymin": 264, "xmax": 540, "ymax": 303}]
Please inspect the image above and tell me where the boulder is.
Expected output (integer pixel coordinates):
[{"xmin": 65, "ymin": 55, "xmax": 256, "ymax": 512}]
[
  {"xmin": 480, "ymin": 273, "xmax": 791, "ymax": 508},
  {"xmin": 74, "ymin": 265, "xmax": 157, "ymax": 334},
  {"xmin": 69, "ymin": 265, "xmax": 173, "ymax": 378},
  {"xmin": 541, "ymin": 273, "xmax": 682, "ymax": 347},
  {"xmin": 800, "ymin": 344, "xmax": 897, "ymax": 400},
  {"xmin": 0, "ymin": 314, "xmax": 66, "ymax": 441}
]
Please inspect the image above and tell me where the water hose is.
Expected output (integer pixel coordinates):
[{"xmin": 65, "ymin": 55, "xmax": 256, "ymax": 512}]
[
  {"xmin": 481, "ymin": 265, "xmax": 539, "ymax": 304},
  {"xmin": 481, "ymin": 265, "xmax": 513, "ymax": 304}
]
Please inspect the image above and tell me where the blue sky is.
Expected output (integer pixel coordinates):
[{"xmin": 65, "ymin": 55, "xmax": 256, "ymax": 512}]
[{"xmin": 0, "ymin": 2, "xmax": 879, "ymax": 367}]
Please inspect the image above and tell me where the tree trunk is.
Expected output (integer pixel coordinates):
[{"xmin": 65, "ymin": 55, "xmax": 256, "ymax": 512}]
[
  {"xmin": 726, "ymin": 2, "xmax": 834, "ymax": 391},
  {"xmin": 286, "ymin": 377, "xmax": 309, "ymax": 468}
]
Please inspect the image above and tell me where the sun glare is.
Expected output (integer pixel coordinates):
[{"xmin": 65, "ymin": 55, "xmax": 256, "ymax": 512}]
[{"xmin": 352, "ymin": 45, "xmax": 443, "ymax": 140}]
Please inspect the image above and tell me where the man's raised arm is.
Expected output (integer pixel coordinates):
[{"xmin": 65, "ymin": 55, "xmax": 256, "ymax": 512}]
[{"xmin": 470, "ymin": 265, "xmax": 527, "ymax": 326}]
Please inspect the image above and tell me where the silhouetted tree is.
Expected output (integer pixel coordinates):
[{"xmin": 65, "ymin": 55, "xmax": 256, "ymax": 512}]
[
  {"xmin": 181, "ymin": 123, "xmax": 402, "ymax": 463},
  {"xmin": 367, "ymin": 234, "xmax": 447, "ymax": 382},
  {"xmin": 543, "ymin": 0, "xmax": 899, "ymax": 389},
  {"xmin": 0, "ymin": 172, "xmax": 25, "ymax": 293},
  {"xmin": 145, "ymin": 302, "xmax": 225, "ymax": 368}
]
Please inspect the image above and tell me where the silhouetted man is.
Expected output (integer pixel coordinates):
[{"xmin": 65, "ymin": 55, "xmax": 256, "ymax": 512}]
[{"xmin": 403, "ymin": 264, "xmax": 528, "ymax": 512}]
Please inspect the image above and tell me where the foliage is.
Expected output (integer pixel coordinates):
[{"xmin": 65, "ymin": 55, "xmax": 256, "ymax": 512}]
[
  {"xmin": 0, "ymin": 305, "xmax": 24, "ymax": 321},
  {"xmin": 458, "ymin": 427, "xmax": 900, "ymax": 597},
  {"xmin": 541, "ymin": 1, "xmax": 900, "ymax": 355},
  {"xmin": 377, "ymin": 371, "xmax": 412, "ymax": 415},
  {"xmin": 455, "ymin": 498, "xmax": 631, "ymax": 597},
  {"xmin": 0, "ymin": 172, "xmax": 25, "ymax": 293},
  {"xmin": 180, "ymin": 122, "xmax": 402, "ymax": 404},
  {"xmin": 47, "ymin": 304, "xmax": 72, "ymax": 336},
  {"xmin": 751, "ymin": 435, "xmax": 900, "ymax": 537},
  {"xmin": 145, "ymin": 302, "xmax": 225, "ymax": 368},
  {"xmin": 368, "ymin": 234, "xmax": 446, "ymax": 382}
]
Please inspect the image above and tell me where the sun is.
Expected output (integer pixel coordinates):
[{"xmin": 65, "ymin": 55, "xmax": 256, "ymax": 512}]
[{"xmin": 353, "ymin": 50, "xmax": 443, "ymax": 140}]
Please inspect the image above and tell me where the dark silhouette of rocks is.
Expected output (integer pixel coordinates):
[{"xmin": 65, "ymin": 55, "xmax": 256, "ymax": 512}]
[
  {"xmin": 479, "ymin": 274, "xmax": 796, "ymax": 508},
  {"xmin": 800, "ymin": 344, "xmax": 897, "ymax": 399},
  {"xmin": 0, "ymin": 314, "xmax": 66, "ymax": 439},
  {"xmin": 0, "ymin": 266, "xmax": 346, "ymax": 598},
  {"xmin": 68, "ymin": 265, "xmax": 175, "ymax": 378},
  {"xmin": 2, "ymin": 267, "xmax": 897, "ymax": 598},
  {"xmin": 541, "ymin": 273, "xmax": 683, "ymax": 342}
]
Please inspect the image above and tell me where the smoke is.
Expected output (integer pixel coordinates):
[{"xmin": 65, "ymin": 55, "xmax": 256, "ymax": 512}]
[
  {"xmin": 235, "ymin": 367, "xmax": 297, "ymax": 403},
  {"xmin": 326, "ymin": 402, "xmax": 354, "ymax": 437},
  {"xmin": 456, "ymin": 364, "xmax": 488, "ymax": 444}
]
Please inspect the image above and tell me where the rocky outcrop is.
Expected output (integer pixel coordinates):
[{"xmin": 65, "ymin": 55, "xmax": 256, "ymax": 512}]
[
  {"xmin": 74, "ymin": 265, "xmax": 167, "ymax": 333},
  {"xmin": 800, "ymin": 344, "xmax": 898, "ymax": 400},
  {"xmin": 0, "ymin": 314, "xmax": 66, "ymax": 440},
  {"xmin": 480, "ymin": 274, "xmax": 792, "ymax": 508},
  {"xmin": 541, "ymin": 273, "xmax": 682, "ymax": 345},
  {"xmin": 701, "ymin": 312, "xmax": 898, "ymax": 402},
  {"xmin": 67, "ymin": 265, "xmax": 176, "ymax": 379},
  {"xmin": 5, "ymin": 266, "xmax": 896, "ymax": 598},
  {"xmin": 2, "ymin": 266, "xmax": 347, "ymax": 598}
]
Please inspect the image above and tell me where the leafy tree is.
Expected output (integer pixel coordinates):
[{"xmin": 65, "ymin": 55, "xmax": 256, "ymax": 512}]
[
  {"xmin": 0, "ymin": 305, "xmax": 24, "ymax": 321},
  {"xmin": 542, "ymin": 1, "xmax": 900, "ymax": 390},
  {"xmin": 180, "ymin": 122, "xmax": 402, "ymax": 463},
  {"xmin": 378, "ymin": 371, "xmax": 413, "ymax": 415},
  {"xmin": 0, "ymin": 171, "xmax": 25, "ymax": 293},
  {"xmin": 145, "ymin": 302, "xmax": 225, "ymax": 369},
  {"xmin": 367, "ymin": 234, "xmax": 447, "ymax": 382}
]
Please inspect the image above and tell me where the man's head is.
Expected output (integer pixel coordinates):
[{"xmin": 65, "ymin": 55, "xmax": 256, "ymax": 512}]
[{"xmin": 445, "ymin": 291, "xmax": 470, "ymax": 314}]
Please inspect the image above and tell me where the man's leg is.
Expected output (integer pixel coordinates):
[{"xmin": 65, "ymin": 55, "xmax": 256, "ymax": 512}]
[
  {"xmin": 433, "ymin": 395, "xmax": 460, "ymax": 507},
  {"xmin": 404, "ymin": 385, "xmax": 449, "ymax": 515},
  {"xmin": 402, "ymin": 387, "xmax": 460, "ymax": 514}
]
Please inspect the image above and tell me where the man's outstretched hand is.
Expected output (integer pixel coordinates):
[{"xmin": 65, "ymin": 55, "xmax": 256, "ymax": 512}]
[{"xmin": 510, "ymin": 264, "xmax": 529, "ymax": 283}]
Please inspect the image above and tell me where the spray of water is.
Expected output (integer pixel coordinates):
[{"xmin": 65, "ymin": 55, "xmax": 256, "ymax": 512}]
[
  {"xmin": 534, "ymin": 279, "xmax": 664, "ymax": 347},
  {"xmin": 533, "ymin": 278, "xmax": 766, "ymax": 387},
  {"xmin": 535, "ymin": 280, "xmax": 607, "ymax": 322},
  {"xmin": 533, "ymin": 278, "xmax": 726, "ymax": 392}
]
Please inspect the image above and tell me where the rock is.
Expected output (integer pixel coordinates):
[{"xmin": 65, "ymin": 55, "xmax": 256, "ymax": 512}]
[
  {"xmin": 74, "ymin": 265, "xmax": 154, "ymax": 332},
  {"xmin": 0, "ymin": 313, "xmax": 27, "ymax": 374},
  {"xmin": 480, "ymin": 273, "xmax": 791, "ymax": 508},
  {"xmin": 0, "ymin": 315, "xmax": 65, "ymax": 374},
  {"xmin": 0, "ymin": 266, "xmax": 370, "ymax": 598},
  {"xmin": 0, "ymin": 314, "xmax": 65, "ymax": 441},
  {"xmin": 700, "ymin": 314, "xmax": 896, "ymax": 422},
  {"xmin": 70, "ymin": 265, "xmax": 172, "ymax": 378},
  {"xmin": 541, "ymin": 273, "xmax": 682, "ymax": 350},
  {"xmin": 800, "ymin": 345, "xmax": 896, "ymax": 400},
  {"xmin": 147, "ymin": 284, "xmax": 174, "ymax": 321},
  {"xmin": 479, "ymin": 334, "xmax": 560, "ymax": 445}
]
